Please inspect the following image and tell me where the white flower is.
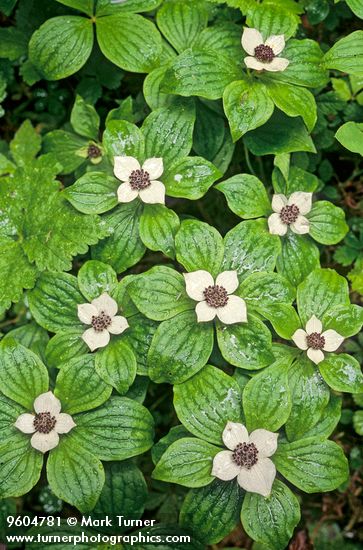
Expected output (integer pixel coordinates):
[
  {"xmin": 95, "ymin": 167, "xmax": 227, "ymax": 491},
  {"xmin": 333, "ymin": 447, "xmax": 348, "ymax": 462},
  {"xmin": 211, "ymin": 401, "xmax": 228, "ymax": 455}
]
[
  {"xmin": 242, "ymin": 27, "xmax": 289, "ymax": 72},
  {"xmin": 268, "ymin": 192, "xmax": 312, "ymax": 236},
  {"xmin": 292, "ymin": 315, "xmax": 344, "ymax": 364},
  {"xmin": 114, "ymin": 156, "xmax": 165, "ymax": 205},
  {"xmin": 14, "ymin": 391, "xmax": 76, "ymax": 454},
  {"xmin": 77, "ymin": 292, "xmax": 129, "ymax": 351},
  {"xmin": 212, "ymin": 421, "xmax": 278, "ymax": 497},
  {"xmin": 184, "ymin": 270, "xmax": 247, "ymax": 324}
]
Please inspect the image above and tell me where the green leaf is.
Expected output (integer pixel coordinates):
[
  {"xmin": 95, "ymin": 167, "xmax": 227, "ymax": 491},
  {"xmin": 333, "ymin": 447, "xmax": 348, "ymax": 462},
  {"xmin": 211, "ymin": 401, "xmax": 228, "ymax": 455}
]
[
  {"xmin": 0, "ymin": 340, "xmax": 49, "ymax": 409},
  {"xmin": 180, "ymin": 479, "xmax": 242, "ymax": 545},
  {"xmin": 142, "ymin": 100, "xmax": 195, "ymax": 167},
  {"xmin": 10, "ymin": 120, "xmax": 41, "ymax": 166},
  {"xmin": 176, "ymin": 219, "xmax": 225, "ymax": 277},
  {"xmin": 274, "ymin": 437, "xmax": 349, "ymax": 493},
  {"xmin": 193, "ymin": 100, "xmax": 234, "ymax": 172},
  {"xmin": 152, "ymin": 437, "xmax": 219, "ymax": 488},
  {"xmin": 45, "ymin": 329, "xmax": 88, "ymax": 368},
  {"xmin": 103, "ymin": 120, "xmax": 145, "ymax": 160},
  {"xmin": 163, "ymin": 156, "xmax": 221, "ymax": 199},
  {"xmin": 139, "ymin": 204, "xmax": 180, "ymax": 258},
  {"xmin": 122, "ymin": 314, "xmax": 158, "ymax": 376},
  {"xmin": 1, "ymin": 160, "xmax": 108, "ymax": 273},
  {"xmin": 307, "ymin": 201, "xmax": 348, "ymax": 245},
  {"xmin": 71, "ymin": 396, "xmax": 154, "ymax": 460},
  {"xmin": 174, "ymin": 365, "xmax": 243, "ymax": 445},
  {"xmin": 335, "ymin": 121, "xmax": 363, "ymax": 155},
  {"xmin": 128, "ymin": 266, "xmax": 193, "ymax": 321},
  {"xmin": 29, "ymin": 16, "xmax": 94, "ymax": 80},
  {"xmin": 241, "ymin": 480, "xmax": 301, "ymax": 550},
  {"xmin": 143, "ymin": 65, "xmax": 176, "ymax": 111},
  {"xmin": 93, "ymin": 461, "xmax": 147, "ymax": 521},
  {"xmin": 96, "ymin": 13, "xmax": 162, "ymax": 73},
  {"xmin": 285, "ymin": 356, "xmax": 330, "ymax": 441},
  {"xmin": 95, "ymin": 339, "xmax": 137, "ymax": 394},
  {"xmin": 323, "ymin": 304, "xmax": 363, "ymax": 337},
  {"xmin": 244, "ymin": 110, "xmax": 316, "ymax": 155},
  {"xmin": 237, "ymin": 272, "xmax": 295, "ymax": 314},
  {"xmin": 28, "ymin": 272, "xmax": 83, "ymax": 333},
  {"xmin": 272, "ymin": 165, "xmax": 319, "ymax": 195},
  {"xmin": 156, "ymin": 0, "xmax": 209, "ymax": 53},
  {"xmin": 297, "ymin": 268, "xmax": 349, "ymax": 326},
  {"xmin": 216, "ymin": 174, "xmax": 271, "ymax": 219},
  {"xmin": 148, "ymin": 310, "xmax": 214, "ymax": 384},
  {"xmin": 216, "ymin": 315, "xmax": 274, "ymax": 370},
  {"xmin": 0, "ymin": 28, "xmax": 27, "ymax": 60},
  {"xmin": 0, "ymin": 238, "xmax": 37, "ymax": 313},
  {"xmin": 91, "ymin": 201, "xmax": 145, "ymax": 273},
  {"xmin": 77, "ymin": 260, "xmax": 118, "ymax": 301},
  {"xmin": 246, "ymin": 2, "xmax": 299, "ymax": 39},
  {"xmin": 269, "ymin": 39, "xmax": 328, "ymax": 88},
  {"xmin": 223, "ymin": 220, "xmax": 281, "ymax": 280},
  {"xmin": 70, "ymin": 95, "xmax": 100, "ymax": 140},
  {"xmin": 262, "ymin": 303, "xmax": 301, "ymax": 339},
  {"xmin": 324, "ymin": 31, "xmax": 363, "ymax": 76},
  {"xmin": 0, "ymin": 394, "xmax": 27, "ymax": 444},
  {"xmin": 2, "ymin": 324, "xmax": 47, "ymax": 365},
  {"xmin": 56, "ymin": 0, "xmax": 94, "ymax": 14},
  {"xmin": 243, "ymin": 360, "xmax": 292, "ymax": 432},
  {"xmin": 0, "ymin": 435, "xmax": 43, "ymax": 498},
  {"xmin": 353, "ymin": 410, "xmax": 363, "ymax": 435},
  {"xmin": 223, "ymin": 79, "xmax": 274, "ymax": 141},
  {"xmin": 96, "ymin": 0, "xmax": 162, "ymax": 15},
  {"xmin": 152, "ymin": 425, "xmax": 192, "ymax": 465},
  {"xmin": 265, "ymin": 80, "xmax": 317, "ymax": 132},
  {"xmin": 47, "ymin": 440, "xmax": 105, "ymax": 513},
  {"xmin": 42, "ymin": 130, "xmax": 87, "ymax": 174},
  {"xmin": 302, "ymin": 395, "xmax": 342, "ymax": 439},
  {"xmin": 319, "ymin": 354, "xmax": 363, "ymax": 394},
  {"xmin": 346, "ymin": 0, "xmax": 363, "ymax": 18},
  {"xmin": 276, "ymin": 232, "xmax": 320, "ymax": 288},
  {"xmin": 55, "ymin": 355, "xmax": 112, "ymax": 414},
  {"xmin": 194, "ymin": 22, "xmax": 243, "ymax": 61},
  {"xmin": 162, "ymin": 48, "xmax": 241, "ymax": 100}
]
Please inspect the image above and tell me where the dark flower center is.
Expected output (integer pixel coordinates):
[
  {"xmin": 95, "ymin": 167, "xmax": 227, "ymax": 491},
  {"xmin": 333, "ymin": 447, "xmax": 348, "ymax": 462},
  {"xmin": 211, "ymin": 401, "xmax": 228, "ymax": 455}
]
[
  {"xmin": 33, "ymin": 412, "xmax": 56, "ymax": 434},
  {"xmin": 91, "ymin": 311, "xmax": 112, "ymax": 332},
  {"xmin": 87, "ymin": 144, "xmax": 101, "ymax": 159},
  {"xmin": 280, "ymin": 204, "xmax": 300, "ymax": 225},
  {"xmin": 306, "ymin": 332, "xmax": 325, "ymax": 350},
  {"xmin": 203, "ymin": 285, "xmax": 229, "ymax": 308},
  {"xmin": 232, "ymin": 442, "xmax": 259, "ymax": 469},
  {"xmin": 129, "ymin": 169, "xmax": 151, "ymax": 191},
  {"xmin": 254, "ymin": 44, "xmax": 275, "ymax": 63}
]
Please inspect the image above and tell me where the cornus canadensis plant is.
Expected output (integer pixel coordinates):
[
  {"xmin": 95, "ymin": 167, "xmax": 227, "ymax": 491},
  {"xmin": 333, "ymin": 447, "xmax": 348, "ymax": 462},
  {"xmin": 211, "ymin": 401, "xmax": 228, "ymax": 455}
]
[
  {"xmin": 128, "ymin": 218, "xmax": 295, "ymax": 383},
  {"xmin": 152, "ymin": 365, "xmax": 349, "ymax": 548},
  {"xmin": 0, "ymin": 340, "xmax": 154, "ymax": 512},
  {"xmin": 1, "ymin": 0, "xmax": 363, "ymax": 547},
  {"xmin": 64, "ymin": 101, "xmax": 221, "ymax": 272},
  {"xmin": 217, "ymin": 167, "xmax": 349, "ymax": 286},
  {"xmin": 28, "ymin": 260, "xmax": 157, "ymax": 394}
]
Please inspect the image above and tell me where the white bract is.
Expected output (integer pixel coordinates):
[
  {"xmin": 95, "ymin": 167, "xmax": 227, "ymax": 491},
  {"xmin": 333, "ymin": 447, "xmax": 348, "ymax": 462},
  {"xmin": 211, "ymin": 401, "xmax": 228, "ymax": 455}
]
[
  {"xmin": 212, "ymin": 421, "xmax": 278, "ymax": 497},
  {"xmin": 184, "ymin": 270, "xmax": 247, "ymax": 324},
  {"xmin": 78, "ymin": 292, "xmax": 129, "ymax": 351},
  {"xmin": 114, "ymin": 156, "xmax": 165, "ymax": 204},
  {"xmin": 242, "ymin": 28, "xmax": 289, "ymax": 72},
  {"xmin": 292, "ymin": 315, "xmax": 344, "ymax": 364},
  {"xmin": 268, "ymin": 192, "xmax": 312, "ymax": 236},
  {"xmin": 15, "ymin": 391, "xmax": 76, "ymax": 454}
]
